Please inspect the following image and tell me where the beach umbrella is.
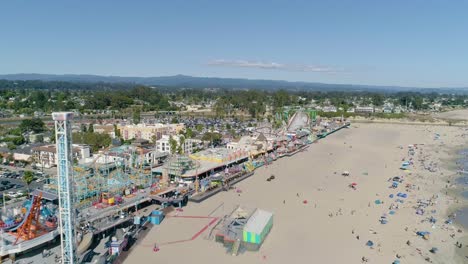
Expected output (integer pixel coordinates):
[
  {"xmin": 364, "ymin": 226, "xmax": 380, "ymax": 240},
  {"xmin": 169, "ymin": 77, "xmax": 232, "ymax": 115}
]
[
  {"xmin": 366, "ymin": 240, "xmax": 374, "ymax": 247},
  {"xmin": 351, "ymin": 182, "xmax": 357, "ymax": 186}
]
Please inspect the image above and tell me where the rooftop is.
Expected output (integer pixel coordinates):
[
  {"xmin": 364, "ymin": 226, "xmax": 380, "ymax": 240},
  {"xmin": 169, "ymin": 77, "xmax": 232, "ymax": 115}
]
[{"xmin": 244, "ymin": 209, "xmax": 273, "ymax": 234}]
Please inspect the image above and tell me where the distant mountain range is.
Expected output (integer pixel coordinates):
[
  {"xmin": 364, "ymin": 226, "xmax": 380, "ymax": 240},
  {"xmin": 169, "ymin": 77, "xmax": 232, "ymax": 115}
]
[{"xmin": 1, "ymin": 73, "xmax": 467, "ymax": 94}]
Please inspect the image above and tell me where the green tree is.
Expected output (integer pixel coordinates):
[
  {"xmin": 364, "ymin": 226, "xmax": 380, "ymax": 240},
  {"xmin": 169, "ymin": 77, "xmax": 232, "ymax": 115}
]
[
  {"xmin": 185, "ymin": 128, "xmax": 193, "ymax": 139},
  {"xmin": 150, "ymin": 135, "xmax": 157, "ymax": 144},
  {"xmin": 195, "ymin": 124, "xmax": 203, "ymax": 133},
  {"xmin": 19, "ymin": 118, "xmax": 45, "ymax": 133},
  {"xmin": 114, "ymin": 124, "xmax": 121, "ymax": 138},
  {"xmin": 11, "ymin": 136, "xmax": 25, "ymax": 145},
  {"xmin": 133, "ymin": 108, "xmax": 141, "ymax": 124},
  {"xmin": 23, "ymin": 170, "xmax": 34, "ymax": 194},
  {"xmin": 80, "ymin": 123, "xmax": 87, "ymax": 133},
  {"xmin": 7, "ymin": 142, "xmax": 16, "ymax": 150},
  {"xmin": 88, "ymin": 123, "xmax": 94, "ymax": 133},
  {"xmin": 202, "ymin": 132, "xmax": 222, "ymax": 146},
  {"xmin": 72, "ymin": 132, "xmax": 111, "ymax": 152},
  {"xmin": 169, "ymin": 136, "xmax": 178, "ymax": 154},
  {"xmin": 371, "ymin": 94, "xmax": 384, "ymax": 106}
]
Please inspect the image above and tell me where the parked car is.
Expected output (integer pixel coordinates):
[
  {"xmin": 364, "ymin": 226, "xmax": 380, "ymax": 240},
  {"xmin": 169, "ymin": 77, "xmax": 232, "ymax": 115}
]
[{"xmin": 1, "ymin": 180, "xmax": 9, "ymax": 185}]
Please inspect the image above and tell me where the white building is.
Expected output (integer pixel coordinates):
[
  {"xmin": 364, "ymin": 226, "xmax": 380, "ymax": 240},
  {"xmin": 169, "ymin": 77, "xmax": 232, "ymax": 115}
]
[
  {"xmin": 117, "ymin": 123, "xmax": 185, "ymax": 141},
  {"xmin": 156, "ymin": 135, "xmax": 203, "ymax": 154},
  {"xmin": 32, "ymin": 144, "xmax": 91, "ymax": 168},
  {"xmin": 355, "ymin": 106, "xmax": 374, "ymax": 113},
  {"xmin": 227, "ymin": 133, "xmax": 272, "ymax": 155},
  {"xmin": 383, "ymin": 106, "xmax": 393, "ymax": 113},
  {"xmin": 322, "ymin": 106, "xmax": 337, "ymax": 113}
]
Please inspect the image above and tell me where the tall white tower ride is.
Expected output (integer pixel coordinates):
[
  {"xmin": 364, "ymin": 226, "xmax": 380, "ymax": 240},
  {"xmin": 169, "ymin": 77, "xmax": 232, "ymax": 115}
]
[{"xmin": 53, "ymin": 112, "xmax": 77, "ymax": 264}]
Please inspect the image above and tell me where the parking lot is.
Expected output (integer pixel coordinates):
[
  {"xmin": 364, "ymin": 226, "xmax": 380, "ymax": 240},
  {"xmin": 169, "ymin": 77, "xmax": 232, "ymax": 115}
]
[{"xmin": 0, "ymin": 166, "xmax": 48, "ymax": 199}]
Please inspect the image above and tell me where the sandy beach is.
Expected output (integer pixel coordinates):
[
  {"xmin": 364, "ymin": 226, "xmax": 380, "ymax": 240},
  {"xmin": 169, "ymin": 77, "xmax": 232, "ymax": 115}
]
[{"xmin": 125, "ymin": 123, "xmax": 468, "ymax": 264}]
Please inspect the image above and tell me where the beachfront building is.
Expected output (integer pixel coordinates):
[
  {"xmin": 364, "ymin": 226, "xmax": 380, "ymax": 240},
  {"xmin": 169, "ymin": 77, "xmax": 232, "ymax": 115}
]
[
  {"xmin": 243, "ymin": 209, "xmax": 274, "ymax": 250},
  {"xmin": 227, "ymin": 133, "xmax": 273, "ymax": 157},
  {"xmin": 32, "ymin": 144, "xmax": 91, "ymax": 168},
  {"xmin": 117, "ymin": 123, "xmax": 185, "ymax": 141},
  {"xmin": 190, "ymin": 148, "xmax": 249, "ymax": 165},
  {"xmin": 153, "ymin": 148, "xmax": 249, "ymax": 182},
  {"xmin": 355, "ymin": 106, "xmax": 374, "ymax": 113},
  {"xmin": 215, "ymin": 206, "xmax": 273, "ymax": 254},
  {"xmin": 322, "ymin": 106, "xmax": 337, "ymax": 113},
  {"xmin": 156, "ymin": 135, "xmax": 203, "ymax": 154}
]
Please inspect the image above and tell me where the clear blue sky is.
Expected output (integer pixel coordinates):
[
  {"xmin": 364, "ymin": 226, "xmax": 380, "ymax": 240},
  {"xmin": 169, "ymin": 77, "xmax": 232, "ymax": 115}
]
[{"xmin": 1, "ymin": 0, "xmax": 467, "ymax": 87}]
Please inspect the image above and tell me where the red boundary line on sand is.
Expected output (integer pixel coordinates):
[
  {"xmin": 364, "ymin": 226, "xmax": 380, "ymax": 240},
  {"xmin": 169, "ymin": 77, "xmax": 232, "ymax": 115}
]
[{"xmin": 143, "ymin": 215, "xmax": 220, "ymax": 247}]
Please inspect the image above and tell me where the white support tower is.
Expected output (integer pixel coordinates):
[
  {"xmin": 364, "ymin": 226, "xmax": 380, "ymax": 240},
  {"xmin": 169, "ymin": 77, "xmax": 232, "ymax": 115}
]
[{"xmin": 53, "ymin": 112, "xmax": 77, "ymax": 264}]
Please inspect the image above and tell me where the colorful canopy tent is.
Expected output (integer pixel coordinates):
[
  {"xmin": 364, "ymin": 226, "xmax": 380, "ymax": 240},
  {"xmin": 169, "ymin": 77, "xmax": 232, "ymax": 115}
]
[{"xmin": 242, "ymin": 209, "xmax": 273, "ymax": 250}]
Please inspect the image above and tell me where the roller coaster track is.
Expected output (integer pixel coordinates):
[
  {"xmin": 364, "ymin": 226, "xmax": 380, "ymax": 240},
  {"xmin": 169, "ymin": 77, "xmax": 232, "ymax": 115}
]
[{"xmin": 287, "ymin": 111, "xmax": 310, "ymax": 132}]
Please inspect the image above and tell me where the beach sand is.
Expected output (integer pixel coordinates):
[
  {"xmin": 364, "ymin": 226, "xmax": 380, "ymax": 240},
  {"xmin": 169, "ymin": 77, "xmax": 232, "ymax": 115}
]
[
  {"xmin": 434, "ymin": 109, "xmax": 468, "ymax": 121},
  {"xmin": 124, "ymin": 123, "xmax": 468, "ymax": 264}
]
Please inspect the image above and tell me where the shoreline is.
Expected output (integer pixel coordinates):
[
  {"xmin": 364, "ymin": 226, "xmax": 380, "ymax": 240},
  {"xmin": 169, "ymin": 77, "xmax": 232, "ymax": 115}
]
[
  {"xmin": 350, "ymin": 118, "xmax": 468, "ymax": 127},
  {"xmin": 443, "ymin": 145, "xmax": 468, "ymax": 262}
]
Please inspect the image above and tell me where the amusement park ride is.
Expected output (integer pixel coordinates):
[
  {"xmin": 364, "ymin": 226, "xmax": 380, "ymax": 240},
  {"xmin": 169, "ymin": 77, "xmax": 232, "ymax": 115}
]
[
  {"xmin": 53, "ymin": 112, "xmax": 77, "ymax": 264},
  {"xmin": 11, "ymin": 193, "xmax": 46, "ymax": 245}
]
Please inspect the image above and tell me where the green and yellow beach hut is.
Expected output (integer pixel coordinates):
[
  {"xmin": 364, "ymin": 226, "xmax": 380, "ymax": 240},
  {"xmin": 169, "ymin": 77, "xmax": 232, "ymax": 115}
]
[{"xmin": 242, "ymin": 209, "xmax": 273, "ymax": 250}]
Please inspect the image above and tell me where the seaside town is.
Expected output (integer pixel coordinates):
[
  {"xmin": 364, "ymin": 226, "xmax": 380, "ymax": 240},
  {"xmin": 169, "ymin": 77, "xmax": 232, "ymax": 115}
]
[
  {"xmin": 0, "ymin": 106, "xmax": 350, "ymax": 262},
  {"xmin": 3, "ymin": 1, "xmax": 468, "ymax": 264},
  {"xmin": 0, "ymin": 99, "xmax": 467, "ymax": 264}
]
